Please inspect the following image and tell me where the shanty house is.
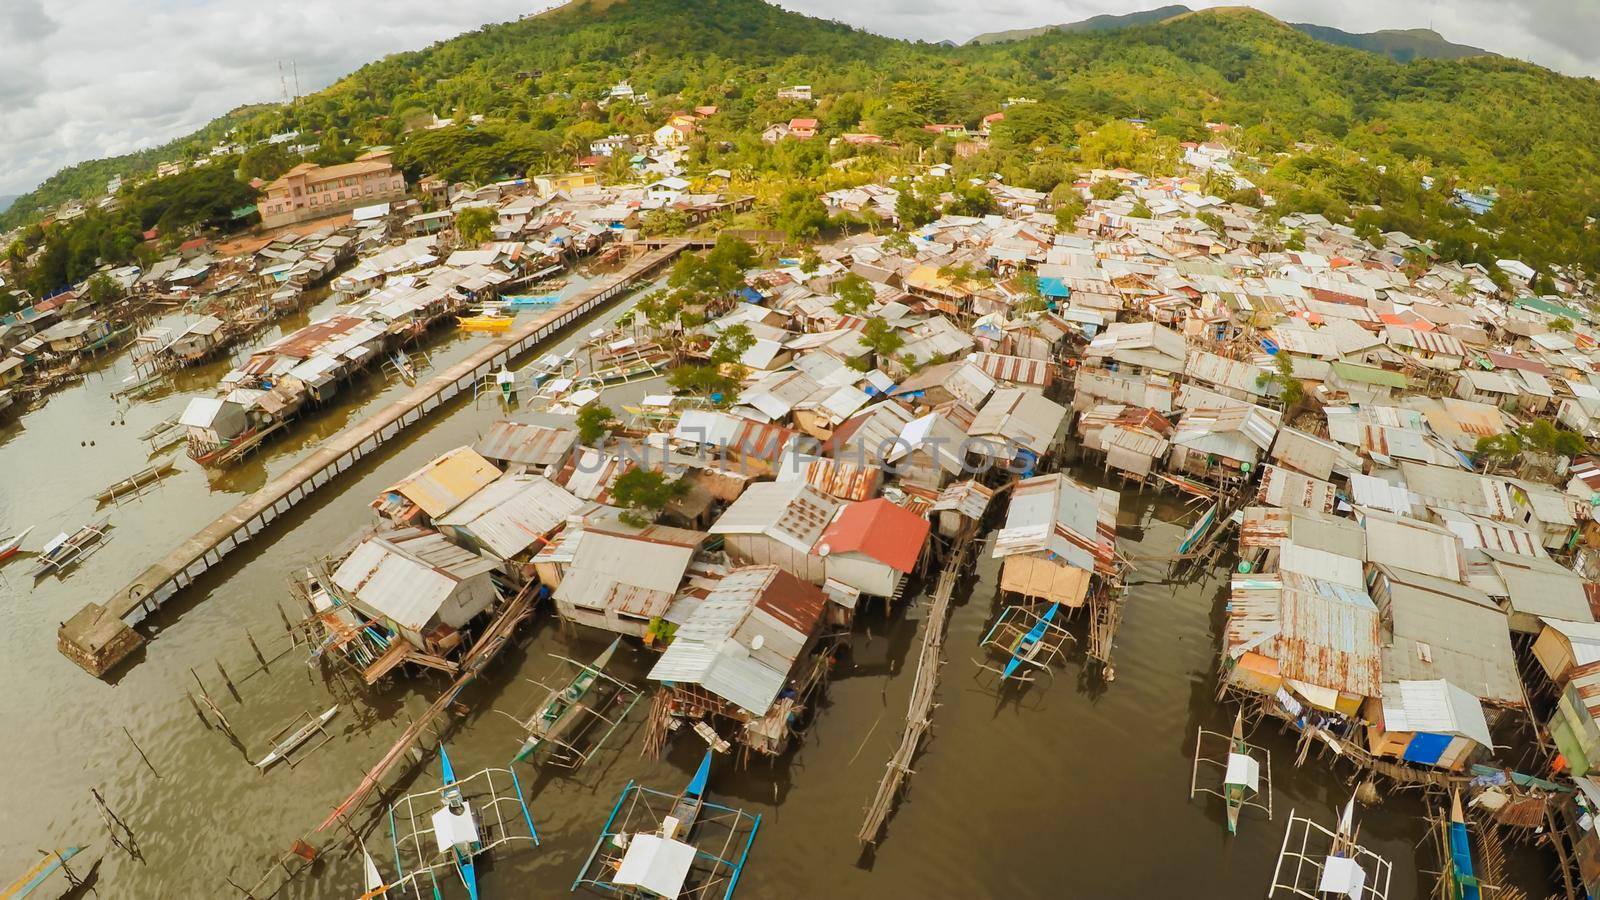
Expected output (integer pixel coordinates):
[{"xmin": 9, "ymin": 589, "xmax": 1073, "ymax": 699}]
[
  {"xmin": 162, "ymin": 315, "xmax": 225, "ymax": 364},
  {"xmin": 473, "ymin": 419, "xmax": 579, "ymax": 475},
  {"xmin": 709, "ymin": 480, "xmax": 839, "ymax": 584},
  {"xmin": 1363, "ymin": 679, "xmax": 1492, "ymax": 771},
  {"xmin": 1167, "ymin": 405, "xmax": 1278, "ymax": 482},
  {"xmin": 1223, "ymin": 570, "xmax": 1381, "ymax": 716},
  {"xmin": 648, "ymin": 566, "xmax": 829, "ymax": 755},
  {"xmin": 992, "ymin": 473, "xmax": 1120, "ymax": 607},
  {"xmin": 1534, "ymin": 619, "xmax": 1600, "ymax": 775},
  {"xmin": 548, "ymin": 508, "xmax": 707, "ymax": 639},
  {"xmin": 331, "ymin": 528, "xmax": 500, "ymax": 656},
  {"xmin": 373, "ymin": 446, "xmax": 502, "ymax": 526},
  {"xmin": 178, "ymin": 396, "xmax": 249, "ymax": 451},
  {"xmin": 1366, "ymin": 564, "xmax": 1523, "ymax": 707},
  {"xmin": 815, "ymin": 498, "xmax": 931, "ymax": 599},
  {"xmin": 965, "ymin": 387, "xmax": 1069, "ymax": 472},
  {"xmin": 435, "ymin": 474, "xmax": 584, "ymax": 575}
]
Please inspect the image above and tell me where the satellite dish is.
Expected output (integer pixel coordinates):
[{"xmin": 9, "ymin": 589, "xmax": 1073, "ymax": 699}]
[
  {"xmin": 751, "ymin": 634, "xmax": 765, "ymax": 651},
  {"xmin": 816, "ymin": 543, "xmax": 831, "ymax": 557}
]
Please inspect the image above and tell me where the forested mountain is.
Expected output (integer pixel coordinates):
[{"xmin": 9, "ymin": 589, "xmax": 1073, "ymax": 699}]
[
  {"xmin": 7, "ymin": 0, "xmax": 1600, "ymax": 283},
  {"xmin": 968, "ymin": 5, "xmax": 1191, "ymax": 45},
  {"xmin": 1290, "ymin": 23, "xmax": 1492, "ymax": 63},
  {"xmin": 972, "ymin": 5, "xmax": 1493, "ymax": 62}
]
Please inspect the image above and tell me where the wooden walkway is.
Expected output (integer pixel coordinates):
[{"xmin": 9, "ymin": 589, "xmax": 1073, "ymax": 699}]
[
  {"xmin": 858, "ymin": 526, "xmax": 978, "ymax": 845},
  {"xmin": 59, "ymin": 241, "xmax": 689, "ymax": 678}
]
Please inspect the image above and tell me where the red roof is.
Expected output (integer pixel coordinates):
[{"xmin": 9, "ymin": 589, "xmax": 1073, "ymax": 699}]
[
  {"xmin": 179, "ymin": 238, "xmax": 208, "ymax": 252},
  {"xmin": 789, "ymin": 118, "xmax": 818, "ymax": 130},
  {"xmin": 818, "ymin": 498, "xmax": 930, "ymax": 573}
]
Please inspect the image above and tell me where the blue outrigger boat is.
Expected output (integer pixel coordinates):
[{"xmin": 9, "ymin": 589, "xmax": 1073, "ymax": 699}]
[
  {"xmin": 1003, "ymin": 602, "xmax": 1060, "ymax": 679},
  {"xmin": 1444, "ymin": 792, "xmax": 1482, "ymax": 900},
  {"xmin": 386, "ymin": 744, "xmax": 539, "ymax": 900},
  {"xmin": 439, "ymin": 746, "xmax": 481, "ymax": 900},
  {"xmin": 572, "ymin": 751, "xmax": 760, "ymax": 900},
  {"xmin": 978, "ymin": 601, "xmax": 1070, "ymax": 683}
]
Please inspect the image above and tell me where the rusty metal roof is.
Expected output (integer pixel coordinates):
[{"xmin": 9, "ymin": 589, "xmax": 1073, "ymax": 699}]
[{"xmin": 474, "ymin": 420, "xmax": 578, "ymax": 468}]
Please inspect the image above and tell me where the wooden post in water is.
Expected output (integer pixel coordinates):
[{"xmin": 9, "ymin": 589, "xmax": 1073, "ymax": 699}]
[
  {"xmin": 245, "ymin": 628, "xmax": 267, "ymax": 669},
  {"xmin": 122, "ymin": 726, "xmax": 160, "ymax": 779}
]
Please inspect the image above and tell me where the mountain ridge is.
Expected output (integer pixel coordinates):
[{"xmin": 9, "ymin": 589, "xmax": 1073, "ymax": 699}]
[{"xmin": 967, "ymin": 4, "xmax": 1496, "ymax": 64}]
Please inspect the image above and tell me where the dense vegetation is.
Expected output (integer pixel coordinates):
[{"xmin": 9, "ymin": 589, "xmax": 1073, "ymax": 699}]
[{"xmin": 10, "ymin": 0, "xmax": 1600, "ymax": 292}]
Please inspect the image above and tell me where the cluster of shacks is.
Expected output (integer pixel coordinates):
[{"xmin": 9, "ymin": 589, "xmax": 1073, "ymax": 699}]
[
  {"xmin": 279, "ymin": 142, "xmax": 1600, "ymax": 889},
  {"xmin": 795, "ymin": 157, "xmax": 1600, "ymax": 885}
]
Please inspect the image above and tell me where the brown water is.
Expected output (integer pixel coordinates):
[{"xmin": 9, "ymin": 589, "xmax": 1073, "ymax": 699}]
[{"xmin": 0, "ymin": 283, "xmax": 1548, "ymax": 898}]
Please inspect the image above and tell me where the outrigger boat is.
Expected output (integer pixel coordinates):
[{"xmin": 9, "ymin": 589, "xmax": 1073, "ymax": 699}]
[
  {"xmin": 977, "ymin": 601, "xmax": 1072, "ymax": 683},
  {"xmin": 387, "ymin": 745, "xmax": 539, "ymax": 899},
  {"xmin": 458, "ymin": 311, "xmax": 514, "ymax": 331},
  {"xmin": 1442, "ymin": 791, "xmax": 1483, "ymax": 900},
  {"xmin": 1005, "ymin": 602, "xmax": 1058, "ymax": 679},
  {"xmin": 3, "ymin": 846, "xmax": 87, "ymax": 898},
  {"xmin": 391, "ymin": 353, "xmax": 416, "ymax": 385},
  {"xmin": 93, "ymin": 452, "xmax": 178, "ymax": 503},
  {"xmin": 253, "ymin": 705, "xmax": 339, "ymax": 770},
  {"xmin": 29, "ymin": 519, "xmax": 111, "ymax": 579},
  {"xmin": 438, "ymin": 746, "xmax": 481, "ymax": 900},
  {"xmin": 1190, "ymin": 711, "xmax": 1272, "ymax": 835},
  {"xmin": 1268, "ymin": 796, "xmax": 1393, "ymax": 900},
  {"xmin": 511, "ymin": 637, "xmax": 640, "ymax": 765},
  {"xmin": 572, "ymin": 751, "xmax": 761, "ymax": 900},
  {"xmin": 0, "ymin": 526, "xmax": 33, "ymax": 564},
  {"xmin": 139, "ymin": 414, "xmax": 186, "ymax": 452}
]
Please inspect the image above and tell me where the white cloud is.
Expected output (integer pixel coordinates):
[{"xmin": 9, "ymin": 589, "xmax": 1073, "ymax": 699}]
[
  {"xmin": 0, "ymin": 0, "xmax": 536, "ymax": 196},
  {"xmin": 2, "ymin": 1, "xmax": 1596, "ymax": 197}
]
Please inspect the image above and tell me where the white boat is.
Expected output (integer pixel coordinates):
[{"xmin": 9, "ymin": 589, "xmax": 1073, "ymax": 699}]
[
  {"xmin": 360, "ymin": 842, "xmax": 388, "ymax": 897},
  {"xmin": 0, "ymin": 526, "xmax": 33, "ymax": 563},
  {"xmin": 254, "ymin": 705, "xmax": 339, "ymax": 770}
]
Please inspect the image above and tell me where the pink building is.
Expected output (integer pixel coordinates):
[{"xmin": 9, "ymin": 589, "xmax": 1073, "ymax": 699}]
[{"xmin": 259, "ymin": 150, "xmax": 407, "ymax": 228}]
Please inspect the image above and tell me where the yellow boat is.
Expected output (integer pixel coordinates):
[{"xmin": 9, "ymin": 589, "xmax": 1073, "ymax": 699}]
[{"xmin": 458, "ymin": 314, "xmax": 513, "ymax": 331}]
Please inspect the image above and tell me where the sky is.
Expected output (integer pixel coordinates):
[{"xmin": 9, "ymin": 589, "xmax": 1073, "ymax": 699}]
[{"xmin": 2, "ymin": 0, "xmax": 1597, "ymax": 200}]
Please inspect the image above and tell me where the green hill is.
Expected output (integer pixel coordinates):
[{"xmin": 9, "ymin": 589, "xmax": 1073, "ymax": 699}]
[
  {"xmin": 7, "ymin": 0, "xmax": 1600, "ymax": 277},
  {"xmin": 1290, "ymin": 22, "xmax": 1492, "ymax": 63},
  {"xmin": 969, "ymin": 4, "xmax": 1494, "ymax": 65},
  {"xmin": 968, "ymin": 4, "xmax": 1191, "ymax": 45}
]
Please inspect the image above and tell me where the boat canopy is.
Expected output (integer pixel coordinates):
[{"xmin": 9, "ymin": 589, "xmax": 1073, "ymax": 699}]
[{"xmin": 614, "ymin": 833, "xmax": 696, "ymax": 897}]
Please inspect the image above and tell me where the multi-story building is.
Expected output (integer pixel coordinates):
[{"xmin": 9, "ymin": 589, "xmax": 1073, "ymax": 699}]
[{"xmin": 259, "ymin": 150, "xmax": 408, "ymax": 228}]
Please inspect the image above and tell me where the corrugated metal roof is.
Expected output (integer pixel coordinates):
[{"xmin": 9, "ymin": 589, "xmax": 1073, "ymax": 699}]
[
  {"xmin": 436, "ymin": 474, "xmax": 583, "ymax": 558},
  {"xmin": 1484, "ymin": 550, "xmax": 1592, "ymax": 621},
  {"xmin": 1279, "ymin": 540, "xmax": 1364, "ymax": 589},
  {"xmin": 967, "ymin": 387, "xmax": 1069, "ymax": 455},
  {"xmin": 648, "ymin": 566, "xmax": 826, "ymax": 715},
  {"xmin": 709, "ymin": 480, "xmax": 840, "ymax": 553},
  {"xmin": 971, "ymin": 352, "xmax": 1053, "ymax": 387},
  {"xmin": 332, "ymin": 528, "xmax": 497, "ymax": 631},
  {"xmin": 818, "ymin": 498, "xmax": 929, "ymax": 572},
  {"xmin": 387, "ymin": 446, "xmax": 502, "ymax": 518},
  {"xmin": 1380, "ymin": 680, "xmax": 1492, "ymax": 746},
  {"xmin": 1257, "ymin": 464, "xmax": 1335, "ymax": 513},
  {"xmin": 1362, "ymin": 511, "xmax": 1464, "ymax": 582},
  {"xmin": 1277, "ymin": 571, "xmax": 1381, "ymax": 697},
  {"xmin": 1377, "ymin": 568, "xmax": 1523, "ymax": 705},
  {"xmin": 1185, "ymin": 349, "xmax": 1268, "ymax": 395},
  {"xmin": 993, "ymin": 473, "xmax": 1119, "ymax": 576},
  {"xmin": 931, "ymin": 479, "xmax": 995, "ymax": 520},
  {"xmin": 474, "ymin": 420, "xmax": 578, "ymax": 468}
]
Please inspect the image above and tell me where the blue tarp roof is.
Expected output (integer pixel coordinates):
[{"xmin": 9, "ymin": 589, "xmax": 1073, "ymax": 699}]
[
  {"xmin": 738, "ymin": 286, "xmax": 764, "ymax": 304},
  {"xmin": 1038, "ymin": 276, "xmax": 1070, "ymax": 298}
]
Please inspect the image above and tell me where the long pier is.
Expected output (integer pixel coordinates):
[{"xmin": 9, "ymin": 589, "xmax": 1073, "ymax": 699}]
[{"xmin": 59, "ymin": 241, "xmax": 689, "ymax": 678}]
